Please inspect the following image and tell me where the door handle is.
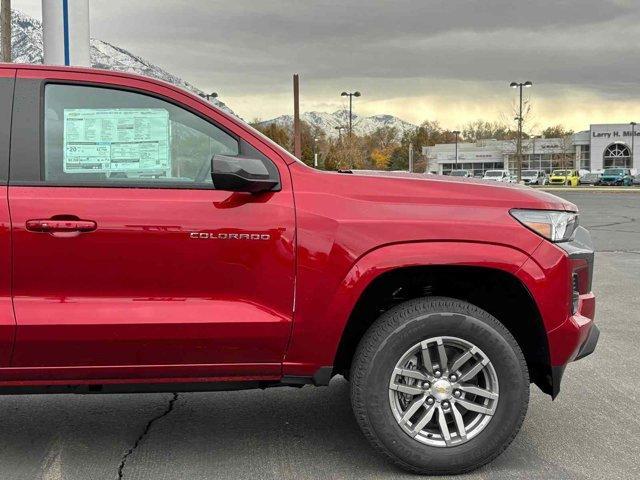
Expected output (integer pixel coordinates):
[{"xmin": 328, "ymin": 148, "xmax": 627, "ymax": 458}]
[{"xmin": 26, "ymin": 218, "xmax": 97, "ymax": 234}]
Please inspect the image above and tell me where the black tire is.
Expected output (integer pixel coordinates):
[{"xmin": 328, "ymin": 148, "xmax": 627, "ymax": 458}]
[{"xmin": 350, "ymin": 297, "xmax": 529, "ymax": 475}]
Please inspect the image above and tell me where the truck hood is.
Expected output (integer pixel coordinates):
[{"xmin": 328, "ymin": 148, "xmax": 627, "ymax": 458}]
[
  {"xmin": 337, "ymin": 170, "xmax": 576, "ymax": 212},
  {"xmin": 289, "ymin": 164, "xmax": 575, "ymax": 259}
]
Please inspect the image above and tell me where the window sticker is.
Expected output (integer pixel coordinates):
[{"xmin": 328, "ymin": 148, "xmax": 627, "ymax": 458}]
[{"xmin": 63, "ymin": 108, "xmax": 170, "ymax": 174}]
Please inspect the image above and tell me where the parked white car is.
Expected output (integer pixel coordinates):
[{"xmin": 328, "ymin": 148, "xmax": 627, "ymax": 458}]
[
  {"xmin": 482, "ymin": 169, "xmax": 510, "ymax": 182},
  {"xmin": 521, "ymin": 170, "xmax": 548, "ymax": 185}
]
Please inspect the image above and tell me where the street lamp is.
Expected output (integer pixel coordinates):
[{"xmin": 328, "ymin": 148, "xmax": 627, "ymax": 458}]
[
  {"xmin": 452, "ymin": 130, "xmax": 461, "ymax": 170},
  {"xmin": 341, "ymin": 91, "xmax": 361, "ymax": 137},
  {"xmin": 510, "ymin": 81, "xmax": 533, "ymax": 182}
]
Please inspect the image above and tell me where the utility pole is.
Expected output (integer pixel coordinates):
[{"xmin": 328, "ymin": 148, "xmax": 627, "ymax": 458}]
[
  {"xmin": 408, "ymin": 142, "xmax": 414, "ymax": 173},
  {"xmin": 1, "ymin": 0, "xmax": 10, "ymax": 63},
  {"xmin": 341, "ymin": 91, "xmax": 361, "ymax": 138},
  {"xmin": 293, "ymin": 74, "xmax": 301, "ymax": 159},
  {"xmin": 509, "ymin": 81, "xmax": 533, "ymax": 182}
]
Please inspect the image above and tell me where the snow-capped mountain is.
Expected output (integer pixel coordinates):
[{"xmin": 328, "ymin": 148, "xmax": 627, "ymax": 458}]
[
  {"xmin": 259, "ymin": 110, "xmax": 417, "ymax": 139},
  {"xmin": 5, "ymin": 10, "xmax": 418, "ymax": 133},
  {"xmin": 5, "ymin": 10, "xmax": 236, "ymax": 115}
]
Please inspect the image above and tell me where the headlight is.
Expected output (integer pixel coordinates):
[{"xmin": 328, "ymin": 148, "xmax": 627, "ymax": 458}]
[{"xmin": 510, "ymin": 209, "xmax": 579, "ymax": 242}]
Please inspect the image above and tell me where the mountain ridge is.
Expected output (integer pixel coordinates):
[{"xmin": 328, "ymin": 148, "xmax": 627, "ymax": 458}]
[
  {"xmin": 4, "ymin": 10, "xmax": 236, "ymax": 115},
  {"xmin": 258, "ymin": 109, "xmax": 417, "ymax": 139},
  {"xmin": 6, "ymin": 9, "xmax": 418, "ymax": 137}
]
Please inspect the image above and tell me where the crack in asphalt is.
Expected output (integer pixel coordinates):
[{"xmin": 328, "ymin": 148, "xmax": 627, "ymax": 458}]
[
  {"xmin": 597, "ymin": 250, "xmax": 640, "ymax": 254},
  {"xmin": 585, "ymin": 215, "xmax": 636, "ymax": 229},
  {"xmin": 116, "ymin": 393, "xmax": 179, "ymax": 480}
]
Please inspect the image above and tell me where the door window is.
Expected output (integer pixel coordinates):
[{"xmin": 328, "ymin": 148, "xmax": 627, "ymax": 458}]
[{"xmin": 43, "ymin": 84, "xmax": 239, "ymax": 187}]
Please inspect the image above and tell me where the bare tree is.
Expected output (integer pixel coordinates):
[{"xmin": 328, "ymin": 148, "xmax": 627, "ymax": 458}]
[
  {"xmin": 499, "ymin": 97, "xmax": 539, "ymax": 173},
  {"xmin": 553, "ymin": 134, "xmax": 575, "ymax": 172}
]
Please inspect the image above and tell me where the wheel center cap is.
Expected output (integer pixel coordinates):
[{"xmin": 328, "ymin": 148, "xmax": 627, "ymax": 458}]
[{"xmin": 431, "ymin": 379, "xmax": 452, "ymax": 401}]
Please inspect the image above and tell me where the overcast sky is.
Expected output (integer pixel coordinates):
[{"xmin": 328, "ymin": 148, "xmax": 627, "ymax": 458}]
[{"xmin": 15, "ymin": 0, "xmax": 640, "ymax": 130}]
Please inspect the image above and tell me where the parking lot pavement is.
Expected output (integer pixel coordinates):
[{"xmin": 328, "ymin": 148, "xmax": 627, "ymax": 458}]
[
  {"xmin": 556, "ymin": 191, "xmax": 640, "ymax": 253},
  {"xmin": 0, "ymin": 193, "xmax": 638, "ymax": 480}
]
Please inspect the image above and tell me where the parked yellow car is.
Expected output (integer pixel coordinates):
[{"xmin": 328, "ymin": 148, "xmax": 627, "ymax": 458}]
[{"xmin": 548, "ymin": 169, "xmax": 580, "ymax": 186}]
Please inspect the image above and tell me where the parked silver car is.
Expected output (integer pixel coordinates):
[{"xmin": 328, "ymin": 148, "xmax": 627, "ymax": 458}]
[{"xmin": 579, "ymin": 172, "xmax": 601, "ymax": 185}]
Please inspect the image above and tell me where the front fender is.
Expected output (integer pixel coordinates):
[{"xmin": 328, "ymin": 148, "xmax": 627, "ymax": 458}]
[{"xmin": 283, "ymin": 241, "xmax": 538, "ymax": 377}]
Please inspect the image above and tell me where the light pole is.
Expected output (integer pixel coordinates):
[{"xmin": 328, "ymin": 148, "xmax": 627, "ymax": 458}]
[
  {"xmin": 631, "ymin": 122, "xmax": 636, "ymax": 168},
  {"xmin": 341, "ymin": 91, "xmax": 361, "ymax": 138},
  {"xmin": 510, "ymin": 81, "xmax": 533, "ymax": 182},
  {"xmin": 452, "ymin": 130, "xmax": 461, "ymax": 170}
]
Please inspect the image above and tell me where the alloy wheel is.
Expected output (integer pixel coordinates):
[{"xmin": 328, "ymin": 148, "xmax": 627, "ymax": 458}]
[{"xmin": 388, "ymin": 335, "xmax": 499, "ymax": 447}]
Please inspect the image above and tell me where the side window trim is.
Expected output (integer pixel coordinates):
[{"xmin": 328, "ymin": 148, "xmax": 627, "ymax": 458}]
[{"xmin": 10, "ymin": 77, "xmax": 280, "ymax": 191}]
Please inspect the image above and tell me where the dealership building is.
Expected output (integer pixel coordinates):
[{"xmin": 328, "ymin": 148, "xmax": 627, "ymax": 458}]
[{"xmin": 422, "ymin": 123, "xmax": 639, "ymax": 176}]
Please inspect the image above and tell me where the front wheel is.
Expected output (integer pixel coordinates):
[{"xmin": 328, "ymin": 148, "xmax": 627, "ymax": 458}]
[{"xmin": 350, "ymin": 297, "xmax": 529, "ymax": 475}]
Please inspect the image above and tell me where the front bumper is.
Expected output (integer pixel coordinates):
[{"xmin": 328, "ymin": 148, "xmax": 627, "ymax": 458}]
[{"xmin": 547, "ymin": 226, "xmax": 599, "ymax": 396}]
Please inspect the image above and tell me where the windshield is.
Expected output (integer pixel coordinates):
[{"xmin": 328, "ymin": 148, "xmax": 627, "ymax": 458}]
[
  {"xmin": 484, "ymin": 171, "xmax": 503, "ymax": 177},
  {"xmin": 449, "ymin": 170, "xmax": 468, "ymax": 176},
  {"xmin": 604, "ymin": 169, "xmax": 624, "ymax": 175},
  {"xmin": 552, "ymin": 170, "xmax": 570, "ymax": 176},
  {"xmin": 521, "ymin": 170, "xmax": 539, "ymax": 176}
]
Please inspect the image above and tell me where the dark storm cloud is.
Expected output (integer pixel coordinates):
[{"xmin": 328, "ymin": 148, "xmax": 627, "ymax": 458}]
[
  {"xmin": 78, "ymin": 0, "xmax": 640, "ymax": 95},
  {"xmin": 15, "ymin": 0, "xmax": 640, "ymax": 123}
]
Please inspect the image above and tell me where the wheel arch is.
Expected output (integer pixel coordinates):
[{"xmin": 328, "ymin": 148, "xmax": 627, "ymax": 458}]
[{"xmin": 329, "ymin": 242, "xmax": 553, "ymax": 396}]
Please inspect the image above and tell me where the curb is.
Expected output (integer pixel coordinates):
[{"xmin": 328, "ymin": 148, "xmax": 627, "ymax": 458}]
[{"xmin": 534, "ymin": 187, "xmax": 640, "ymax": 193}]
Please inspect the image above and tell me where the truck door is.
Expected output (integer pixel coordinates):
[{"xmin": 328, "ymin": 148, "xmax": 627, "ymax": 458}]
[
  {"xmin": 7, "ymin": 68, "xmax": 295, "ymax": 382},
  {"xmin": 0, "ymin": 67, "xmax": 15, "ymax": 367}
]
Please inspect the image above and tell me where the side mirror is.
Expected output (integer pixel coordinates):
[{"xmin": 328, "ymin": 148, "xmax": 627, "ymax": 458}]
[{"xmin": 211, "ymin": 155, "xmax": 279, "ymax": 193}]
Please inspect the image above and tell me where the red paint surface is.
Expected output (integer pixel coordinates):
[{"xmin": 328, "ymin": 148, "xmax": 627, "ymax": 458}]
[
  {"xmin": 0, "ymin": 187, "xmax": 14, "ymax": 366},
  {"xmin": 0, "ymin": 64, "xmax": 595, "ymax": 387}
]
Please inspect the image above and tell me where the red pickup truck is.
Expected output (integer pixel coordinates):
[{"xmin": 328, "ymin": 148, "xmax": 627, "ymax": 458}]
[{"xmin": 0, "ymin": 64, "xmax": 598, "ymax": 475}]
